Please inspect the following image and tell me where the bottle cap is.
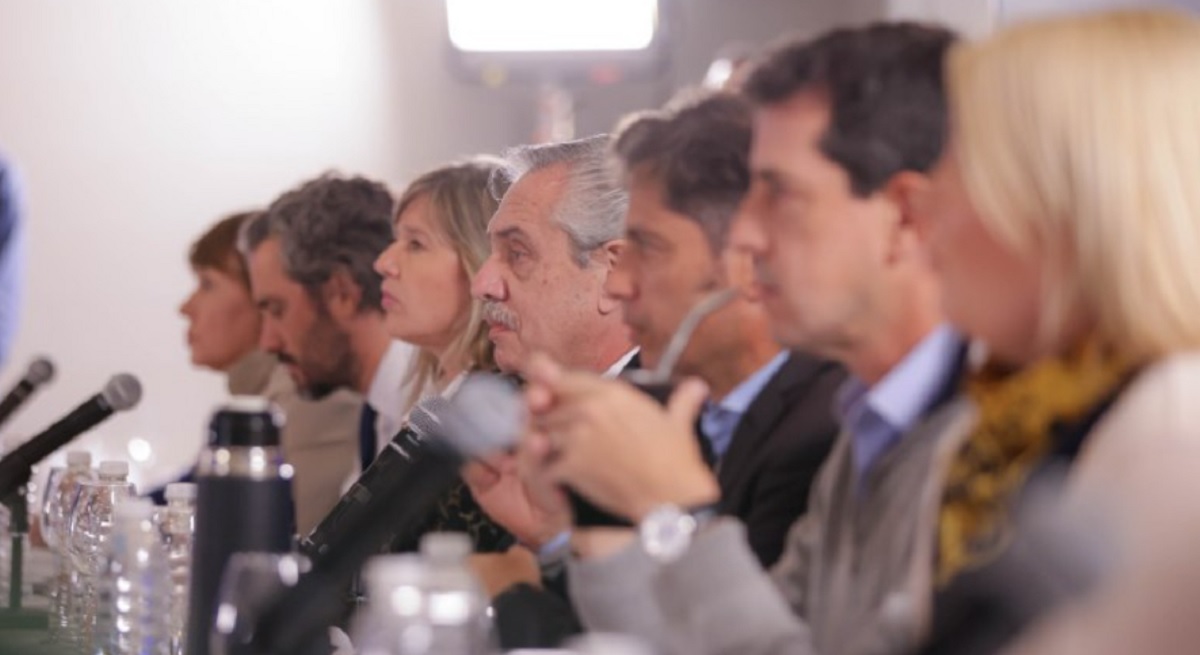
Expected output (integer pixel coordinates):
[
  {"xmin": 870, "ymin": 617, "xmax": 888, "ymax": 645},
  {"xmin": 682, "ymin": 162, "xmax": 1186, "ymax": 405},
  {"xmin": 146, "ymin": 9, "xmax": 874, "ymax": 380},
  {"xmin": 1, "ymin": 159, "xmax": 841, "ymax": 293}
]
[
  {"xmin": 165, "ymin": 482, "xmax": 197, "ymax": 501},
  {"xmin": 98, "ymin": 460, "xmax": 129, "ymax": 477},
  {"xmin": 420, "ymin": 532, "xmax": 471, "ymax": 563},
  {"xmin": 113, "ymin": 498, "xmax": 156, "ymax": 522}
]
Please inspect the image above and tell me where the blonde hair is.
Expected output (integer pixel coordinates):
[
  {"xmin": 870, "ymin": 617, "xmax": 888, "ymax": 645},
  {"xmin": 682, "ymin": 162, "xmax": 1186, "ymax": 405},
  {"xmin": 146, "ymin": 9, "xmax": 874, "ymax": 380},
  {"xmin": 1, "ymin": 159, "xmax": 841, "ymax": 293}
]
[
  {"xmin": 947, "ymin": 9, "xmax": 1200, "ymax": 361},
  {"xmin": 395, "ymin": 157, "xmax": 508, "ymax": 407}
]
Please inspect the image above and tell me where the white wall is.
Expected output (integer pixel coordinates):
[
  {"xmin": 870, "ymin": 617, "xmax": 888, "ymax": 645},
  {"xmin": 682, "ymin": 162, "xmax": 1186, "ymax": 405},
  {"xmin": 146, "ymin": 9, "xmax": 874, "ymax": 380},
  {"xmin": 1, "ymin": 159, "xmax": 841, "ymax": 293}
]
[
  {"xmin": 0, "ymin": 0, "xmax": 405, "ymax": 489},
  {"xmin": 0, "ymin": 0, "xmax": 876, "ymax": 490}
]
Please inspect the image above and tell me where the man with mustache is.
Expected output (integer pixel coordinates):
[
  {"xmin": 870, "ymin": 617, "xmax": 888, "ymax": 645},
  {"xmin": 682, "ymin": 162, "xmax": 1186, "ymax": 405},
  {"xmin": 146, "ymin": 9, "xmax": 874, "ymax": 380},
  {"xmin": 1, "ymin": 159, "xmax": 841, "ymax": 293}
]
[
  {"xmin": 241, "ymin": 173, "xmax": 415, "ymax": 480},
  {"xmin": 473, "ymin": 134, "xmax": 637, "ymax": 379},
  {"xmin": 466, "ymin": 134, "xmax": 638, "ymax": 601}
]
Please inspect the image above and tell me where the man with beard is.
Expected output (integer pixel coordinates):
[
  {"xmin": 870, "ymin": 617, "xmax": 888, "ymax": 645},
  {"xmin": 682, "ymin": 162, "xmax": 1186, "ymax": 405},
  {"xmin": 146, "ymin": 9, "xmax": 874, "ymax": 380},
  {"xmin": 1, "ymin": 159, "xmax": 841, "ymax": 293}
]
[{"xmin": 241, "ymin": 173, "xmax": 415, "ymax": 479}]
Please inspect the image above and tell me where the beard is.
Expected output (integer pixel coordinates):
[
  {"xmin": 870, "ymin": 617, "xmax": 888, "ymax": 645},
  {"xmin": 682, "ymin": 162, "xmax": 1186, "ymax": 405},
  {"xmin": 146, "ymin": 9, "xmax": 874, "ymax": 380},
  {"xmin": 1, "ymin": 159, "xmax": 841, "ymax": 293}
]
[{"xmin": 283, "ymin": 311, "xmax": 359, "ymax": 400}]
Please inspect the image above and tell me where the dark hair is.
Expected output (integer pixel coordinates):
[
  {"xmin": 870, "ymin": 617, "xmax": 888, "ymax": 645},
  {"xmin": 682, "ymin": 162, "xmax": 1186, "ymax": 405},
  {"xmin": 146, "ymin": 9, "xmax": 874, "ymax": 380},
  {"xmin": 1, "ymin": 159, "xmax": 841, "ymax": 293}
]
[
  {"xmin": 189, "ymin": 211, "xmax": 258, "ymax": 290},
  {"xmin": 240, "ymin": 172, "xmax": 394, "ymax": 313},
  {"xmin": 611, "ymin": 90, "xmax": 752, "ymax": 252},
  {"xmin": 743, "ymin": 22, "xmax": 957, "ymax": 197}
]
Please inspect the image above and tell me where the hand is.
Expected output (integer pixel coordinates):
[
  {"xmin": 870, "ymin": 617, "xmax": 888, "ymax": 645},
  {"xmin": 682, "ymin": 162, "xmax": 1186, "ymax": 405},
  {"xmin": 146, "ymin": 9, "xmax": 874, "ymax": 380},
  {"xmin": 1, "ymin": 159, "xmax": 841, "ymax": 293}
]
[
  {"xmin": 523, "ymin": 354, "xmax": 721, "ymax": 522},
  {"xmin": 462, "ymin": 452, "xmax": 570, "ymax": 550},
  {"xmin": 467, "ymin": 547, "xmax": 540, "ymax": 598}
]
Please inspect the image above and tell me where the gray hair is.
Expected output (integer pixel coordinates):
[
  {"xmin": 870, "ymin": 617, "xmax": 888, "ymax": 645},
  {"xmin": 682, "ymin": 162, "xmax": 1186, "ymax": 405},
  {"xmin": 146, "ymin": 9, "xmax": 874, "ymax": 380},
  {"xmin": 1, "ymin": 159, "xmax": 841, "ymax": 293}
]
[
  {"xmin": 239, "ymin": 172, "xmax": 395, "ymax": 312},
  {"xmin": 491, "ymin": 134, "xmax": 628, "ymax": 267}
]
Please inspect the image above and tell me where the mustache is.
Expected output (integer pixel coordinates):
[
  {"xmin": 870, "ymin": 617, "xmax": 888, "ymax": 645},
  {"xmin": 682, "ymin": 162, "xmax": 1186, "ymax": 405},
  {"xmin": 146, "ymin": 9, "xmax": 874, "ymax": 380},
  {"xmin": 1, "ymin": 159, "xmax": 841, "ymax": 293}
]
[
  {"xmin": 482, "ymin": 301, "xmax": 519, "ymax": 331},
  {"xmin": 273, "ymin": 350, "xmax": 298, "ymax": 366},
  {"xmin": 753, "ymin": 261, "xmax": 778, "ymax": 287}
]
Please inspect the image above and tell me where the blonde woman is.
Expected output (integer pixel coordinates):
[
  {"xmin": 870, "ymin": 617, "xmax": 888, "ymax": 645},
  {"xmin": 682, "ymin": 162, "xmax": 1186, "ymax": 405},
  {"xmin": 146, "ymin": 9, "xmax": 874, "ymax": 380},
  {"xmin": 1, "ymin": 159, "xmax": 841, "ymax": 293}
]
[
  {"xmin": 373, "ymin": 157, "xmax": 537, "ymax": 593},
  {"xmin": 916, "ymin": 8, "xmax": 1200, "ymax": 652}
]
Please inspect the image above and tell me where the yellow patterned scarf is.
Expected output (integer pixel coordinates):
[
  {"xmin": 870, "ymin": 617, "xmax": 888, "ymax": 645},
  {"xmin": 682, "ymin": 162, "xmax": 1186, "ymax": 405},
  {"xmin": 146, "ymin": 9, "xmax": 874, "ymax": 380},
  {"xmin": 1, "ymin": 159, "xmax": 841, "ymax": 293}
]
[{"xmin": 936, "ymin": 339, "xmax": 1135, "ymax": 585}]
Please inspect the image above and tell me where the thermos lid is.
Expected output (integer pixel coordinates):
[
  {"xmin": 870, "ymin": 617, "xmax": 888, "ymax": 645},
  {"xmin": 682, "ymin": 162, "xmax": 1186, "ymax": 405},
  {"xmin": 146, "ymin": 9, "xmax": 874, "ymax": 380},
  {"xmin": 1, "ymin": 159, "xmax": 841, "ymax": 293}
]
[{"xmin": 208, "ymin": 396, "xmax": 284, "ymax": 447}]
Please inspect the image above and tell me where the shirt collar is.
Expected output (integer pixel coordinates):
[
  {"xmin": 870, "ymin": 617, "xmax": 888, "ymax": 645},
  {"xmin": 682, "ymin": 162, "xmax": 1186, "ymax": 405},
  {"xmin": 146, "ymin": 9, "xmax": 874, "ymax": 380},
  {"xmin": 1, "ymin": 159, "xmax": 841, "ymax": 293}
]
[
  {"xmin": 368, "ymin": 340, "xmax": 417, "ymax": 427},
  {"xmin": 837, "ymin": 324, "xmax": 963, "ymax": 434},
  {"xmin": 603, "ymin": 348, "xmax": 640, "ymax": 380},
  {"xmin": 711, "ymin": 350, "xmax": 789, "ymax": 416}
]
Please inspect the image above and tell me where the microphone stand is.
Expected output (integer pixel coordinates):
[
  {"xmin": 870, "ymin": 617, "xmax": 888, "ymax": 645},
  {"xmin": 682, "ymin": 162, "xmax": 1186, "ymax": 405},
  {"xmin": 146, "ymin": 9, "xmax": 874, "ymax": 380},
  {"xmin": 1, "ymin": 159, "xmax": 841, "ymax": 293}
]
[{"xmin": 0, "ymin": 469, "xmax": 49, "ymax": 630}]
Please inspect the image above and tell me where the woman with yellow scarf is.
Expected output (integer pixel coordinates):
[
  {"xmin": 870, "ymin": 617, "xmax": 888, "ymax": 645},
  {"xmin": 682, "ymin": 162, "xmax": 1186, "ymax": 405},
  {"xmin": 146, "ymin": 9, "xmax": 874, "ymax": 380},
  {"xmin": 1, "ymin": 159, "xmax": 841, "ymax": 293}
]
[{"xmin": 916, "ymin": 8, "xmax": 1200, "ymax": 654}]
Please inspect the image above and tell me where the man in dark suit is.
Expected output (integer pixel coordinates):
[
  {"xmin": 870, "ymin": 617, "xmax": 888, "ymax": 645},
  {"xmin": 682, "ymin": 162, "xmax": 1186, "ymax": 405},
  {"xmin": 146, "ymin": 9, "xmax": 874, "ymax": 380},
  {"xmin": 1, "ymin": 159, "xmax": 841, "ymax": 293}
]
[{"xmin": 603, "ymin": 90, "xmax": 843, "ymax": 566}]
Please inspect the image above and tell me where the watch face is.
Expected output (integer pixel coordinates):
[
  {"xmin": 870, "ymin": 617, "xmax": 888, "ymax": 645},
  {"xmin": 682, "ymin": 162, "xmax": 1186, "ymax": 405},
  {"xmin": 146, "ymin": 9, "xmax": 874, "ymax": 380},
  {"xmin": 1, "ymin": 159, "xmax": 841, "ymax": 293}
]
[{"xmin": 640, "ymin": 505, "xmax": 697, "ymax": 563}]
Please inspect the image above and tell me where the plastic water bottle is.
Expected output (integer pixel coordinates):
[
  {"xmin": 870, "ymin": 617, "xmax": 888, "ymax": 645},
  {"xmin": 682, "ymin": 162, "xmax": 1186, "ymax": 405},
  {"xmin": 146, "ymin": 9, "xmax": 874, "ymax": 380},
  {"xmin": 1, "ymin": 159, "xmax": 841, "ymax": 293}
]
[
  {"xmin": 161, "ymin": 482, "xmax": 196, "ymax": 655},
  {"xmin": 352, "ymin": 533, "xmax": 494, "ymax": 655},
  {"xmin": 46, "ymin": 450, "xmax": 95, "ymax": 640},
  {"xmin": 94, "ymin": 498, "xmax": 170, "ymax": 655},
  {"xmin": 66, "ymin": 460, "xmax": 136, "ymax": 648}
]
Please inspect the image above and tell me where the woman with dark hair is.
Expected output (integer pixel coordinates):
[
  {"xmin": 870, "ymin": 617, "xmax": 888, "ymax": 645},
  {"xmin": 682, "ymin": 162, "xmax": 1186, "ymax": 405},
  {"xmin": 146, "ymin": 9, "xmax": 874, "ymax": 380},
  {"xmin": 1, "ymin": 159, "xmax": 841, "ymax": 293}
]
[{"xmin": 177, "ymin": 211, "xmax": 360, "ymax": 534}]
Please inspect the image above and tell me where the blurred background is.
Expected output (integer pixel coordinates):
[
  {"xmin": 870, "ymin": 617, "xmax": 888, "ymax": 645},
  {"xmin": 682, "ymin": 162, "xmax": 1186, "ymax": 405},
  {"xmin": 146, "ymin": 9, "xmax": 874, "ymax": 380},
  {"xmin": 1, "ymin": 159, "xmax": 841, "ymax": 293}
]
[{"xmin": 0, "ymin": 0, "xmax": 1189, "ymax": 489}]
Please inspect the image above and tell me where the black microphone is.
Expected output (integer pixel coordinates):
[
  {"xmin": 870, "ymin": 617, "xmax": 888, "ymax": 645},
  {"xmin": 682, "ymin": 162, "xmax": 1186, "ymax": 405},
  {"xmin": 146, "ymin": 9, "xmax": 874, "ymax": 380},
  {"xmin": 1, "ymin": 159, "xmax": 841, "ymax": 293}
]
[
  {"xmin": 0, "ymin": 373, "xmax": 141, "ymax": 497},
  {"xmin": 0, "ymin": 357, "xmax": 55, "ymax": 431},
  {"xmin": 252, "ymin": 396, "xmax": 474, "ymax": 655},
  {"xmin": 297, "ymin": 395, "xmax": 455, "ymax": 567}
]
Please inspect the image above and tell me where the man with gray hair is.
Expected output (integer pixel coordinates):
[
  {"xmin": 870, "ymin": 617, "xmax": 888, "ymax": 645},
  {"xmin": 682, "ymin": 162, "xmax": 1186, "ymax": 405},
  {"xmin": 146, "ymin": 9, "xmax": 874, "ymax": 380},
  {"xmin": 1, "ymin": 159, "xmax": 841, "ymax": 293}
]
[
  {"xmin": 472, "ymin": 134, "xmax": 636, "ymax": 376},
  {"xmin": 241, "ymin": 173, "xmax": 414, "ymax": 476}
]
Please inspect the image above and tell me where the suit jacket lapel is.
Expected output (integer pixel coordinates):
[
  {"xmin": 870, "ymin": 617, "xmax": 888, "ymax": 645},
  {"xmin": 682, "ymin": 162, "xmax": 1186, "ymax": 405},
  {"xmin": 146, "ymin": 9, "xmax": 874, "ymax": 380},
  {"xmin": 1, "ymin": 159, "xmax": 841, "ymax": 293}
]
[{"xmin": 718, "ymin": 352, "xmax": 830, "ymax": 510}]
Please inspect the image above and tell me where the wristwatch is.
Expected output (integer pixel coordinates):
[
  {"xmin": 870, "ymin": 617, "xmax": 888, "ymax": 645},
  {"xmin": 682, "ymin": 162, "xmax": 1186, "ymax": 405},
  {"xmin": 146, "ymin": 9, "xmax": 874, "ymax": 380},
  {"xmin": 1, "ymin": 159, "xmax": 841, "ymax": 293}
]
[{"xmin": 638, "ymin": 502, "xmax": 720, "ymax": 564}]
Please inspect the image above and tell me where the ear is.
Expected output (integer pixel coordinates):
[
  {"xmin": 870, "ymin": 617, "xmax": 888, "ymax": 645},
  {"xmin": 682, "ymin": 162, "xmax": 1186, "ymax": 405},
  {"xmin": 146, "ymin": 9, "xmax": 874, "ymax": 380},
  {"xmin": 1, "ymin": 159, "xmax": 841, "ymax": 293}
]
[
  {"xmin": 880, "ymin": 171, "xmax": 933, "ymax": 263},
  {"xmin": 597, "ymin": 239, "xmax": 626, "ymax": 316},
  {"xmin": 321, "ymin": 269, "xmax": 364, "ymax": 324}
]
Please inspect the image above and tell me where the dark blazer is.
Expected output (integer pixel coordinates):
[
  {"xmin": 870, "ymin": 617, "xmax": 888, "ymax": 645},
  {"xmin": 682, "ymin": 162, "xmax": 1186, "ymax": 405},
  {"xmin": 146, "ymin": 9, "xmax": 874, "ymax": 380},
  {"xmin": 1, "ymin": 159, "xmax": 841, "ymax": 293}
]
[{"xmin": 716, "ymin": 351, "xmax": 845, "ymax": 568}]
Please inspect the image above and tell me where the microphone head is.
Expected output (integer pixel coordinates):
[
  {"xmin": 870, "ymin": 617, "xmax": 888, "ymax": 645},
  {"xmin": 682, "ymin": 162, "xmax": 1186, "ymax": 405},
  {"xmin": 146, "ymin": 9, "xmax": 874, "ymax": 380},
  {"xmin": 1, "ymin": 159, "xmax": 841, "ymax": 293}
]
[
  {"xmin": 26, "ymin": 357, "xmax": 55, "ymax": 386},
  {"xmin": 438, "ymin": 374, "xmax": 525, "ymax": 457},
  {"xmin": 408, "ymin": 395, "xmax": 452, "ymax": 438},
  {"xmin": 101, "ymin": 373, "xmax": 142, "ymax": 412}
]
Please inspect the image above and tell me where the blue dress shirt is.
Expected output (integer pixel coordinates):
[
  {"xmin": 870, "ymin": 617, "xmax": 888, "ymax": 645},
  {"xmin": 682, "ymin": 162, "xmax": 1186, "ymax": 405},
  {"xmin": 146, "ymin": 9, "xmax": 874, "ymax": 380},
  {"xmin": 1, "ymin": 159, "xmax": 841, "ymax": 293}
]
[
  {"xmin": 835, "ymin": 325, "xmax": 963, "ymax": 482},
  {"xmin": 699, "ymin": 351, "xmax": 790, "ymax": 462}
]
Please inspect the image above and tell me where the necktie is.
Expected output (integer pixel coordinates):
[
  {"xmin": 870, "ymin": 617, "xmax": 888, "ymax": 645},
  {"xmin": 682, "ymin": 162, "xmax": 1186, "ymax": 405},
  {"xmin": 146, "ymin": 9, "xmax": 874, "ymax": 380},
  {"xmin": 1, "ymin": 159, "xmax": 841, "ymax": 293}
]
[{"xmin": 358, "ymin": 402, "xmax": 379, "ymax": 472}]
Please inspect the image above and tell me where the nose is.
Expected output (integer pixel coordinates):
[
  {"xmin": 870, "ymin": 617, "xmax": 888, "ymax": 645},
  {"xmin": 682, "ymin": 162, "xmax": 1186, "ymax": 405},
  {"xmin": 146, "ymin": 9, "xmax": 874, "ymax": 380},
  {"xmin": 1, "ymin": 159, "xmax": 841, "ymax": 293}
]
[
  {"xmin": 729, "ymin": 199, "xmax": 767, "ymax": 257},
  {"xmin": 179, "ymin": 291, "xmax": 197, "ymax": 318},
  {"xmin": 374, "ymin": 241, "xmax": 400, "ymax": 279},
  {"xmin": 471, "ymin": 254, "xmax": 507, "ymax": 302},
  {"xmin": 605, "ymin": 251, "xmax": 638, "ymax": 302},
  {"xmin": 259, "ymin": 320, "xmax": 283, "ymax": 353}
]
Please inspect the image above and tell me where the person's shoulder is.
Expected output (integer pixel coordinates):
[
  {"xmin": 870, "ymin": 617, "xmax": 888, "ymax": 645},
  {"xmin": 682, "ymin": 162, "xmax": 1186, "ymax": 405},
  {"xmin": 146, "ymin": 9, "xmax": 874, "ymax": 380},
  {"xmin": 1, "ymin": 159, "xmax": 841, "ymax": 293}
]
[
  {"xmin": 1105, "ymin": 352, "xmax": 1200, "ymax": 433},
  {"xmin": 1073, "ymin": 351, "xmax": 1200, "ymax": 495}
]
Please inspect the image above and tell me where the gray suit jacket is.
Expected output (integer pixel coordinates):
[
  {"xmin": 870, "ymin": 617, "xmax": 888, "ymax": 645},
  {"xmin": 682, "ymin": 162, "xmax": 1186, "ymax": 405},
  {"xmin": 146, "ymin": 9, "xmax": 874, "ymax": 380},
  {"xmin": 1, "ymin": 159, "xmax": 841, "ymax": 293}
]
[
  {"xmin": 227, "ymin": 351, "xmax": 361, "ymax": 534},
  {"xmin": 568, "ymin": 396, "xmax": 977, "ymax": 655}
]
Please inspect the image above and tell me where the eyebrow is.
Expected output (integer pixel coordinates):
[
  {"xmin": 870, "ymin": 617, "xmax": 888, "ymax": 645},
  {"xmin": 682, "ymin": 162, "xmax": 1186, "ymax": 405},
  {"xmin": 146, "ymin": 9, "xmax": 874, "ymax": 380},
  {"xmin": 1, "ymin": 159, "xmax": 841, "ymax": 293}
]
[
  {"xmin": 492, "ymin": 226, "xmax": 530, "ymax": 242},
  {"xmin": 626, "ymin": 226, "xmax": 663, "ymax": 248},
  {"xmin": 395, "ymin": 223, "xmax": 428, "ymax": 238},
  {"xmin": 255, "ymin": 296, "xmax": 282, "ymax": 311}
]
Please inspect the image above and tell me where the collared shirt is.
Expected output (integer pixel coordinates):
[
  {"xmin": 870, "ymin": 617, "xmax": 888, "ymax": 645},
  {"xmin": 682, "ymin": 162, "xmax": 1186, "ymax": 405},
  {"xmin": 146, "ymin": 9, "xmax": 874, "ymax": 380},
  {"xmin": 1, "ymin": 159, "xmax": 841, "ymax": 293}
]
[
  {"xmin": 366, "ymin": 339, "xmax": 417, "ymax": 458},
  {"xmin": 836, "ymin": 325, "xmax": 962, "ymax": 481},
  {"xmin": 604, "ymin": 348, "xmax": 641, "ymax": 380},
  {"xmin": 699, "ymin": 350, "xmax": 789, "ymax": 462}
]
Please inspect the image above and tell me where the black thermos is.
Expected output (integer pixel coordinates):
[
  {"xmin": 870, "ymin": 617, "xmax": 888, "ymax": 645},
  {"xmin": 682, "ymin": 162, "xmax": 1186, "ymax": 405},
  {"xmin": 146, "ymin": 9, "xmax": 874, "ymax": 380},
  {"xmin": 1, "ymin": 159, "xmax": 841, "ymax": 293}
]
[{"xmin": 185, "ymin": 398, "xmax": 296, "ymax": 655}]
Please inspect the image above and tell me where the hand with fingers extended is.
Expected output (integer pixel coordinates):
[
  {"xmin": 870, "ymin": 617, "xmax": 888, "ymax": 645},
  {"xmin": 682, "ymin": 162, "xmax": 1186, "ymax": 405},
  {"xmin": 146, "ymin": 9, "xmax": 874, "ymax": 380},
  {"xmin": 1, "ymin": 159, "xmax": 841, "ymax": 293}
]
[
  {"xmin": 462, "ymin": 452, "xmax": 571, "ymax": 551},
  {"xmin": 522, "ymin": 353, "xmax": 722, "ymax": 523}
]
